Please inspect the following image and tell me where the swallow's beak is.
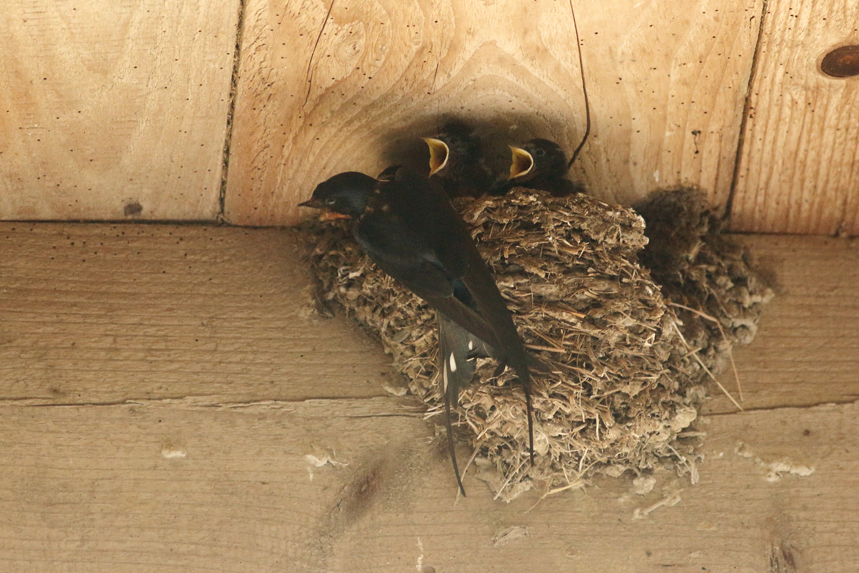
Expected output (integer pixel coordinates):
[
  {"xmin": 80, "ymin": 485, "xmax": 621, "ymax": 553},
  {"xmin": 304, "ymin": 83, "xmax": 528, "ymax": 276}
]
[
  {"xmin": 318, "ymin": 211, "xmax": 351, "ymax": 221},
  {"xmin": 509, "ymin": 146, "xmax": 534, "ymax": 180},
  {"xmin": 298, "ymin": 197, "xmax": 350, "ymax": 221},
  {"xmin": 423, "ymin": 137, "xmax": 450, "ymax": 176}
]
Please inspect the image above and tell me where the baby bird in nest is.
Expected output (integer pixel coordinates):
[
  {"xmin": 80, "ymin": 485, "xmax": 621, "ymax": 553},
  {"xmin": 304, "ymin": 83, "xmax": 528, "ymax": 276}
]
[
  {"xmin": 422, "ymin": 121, "xmax": 494, "ymax": 198},
  {"xmin": 493, "ymin": 138, "xmax": 585, "ymax": 197}
]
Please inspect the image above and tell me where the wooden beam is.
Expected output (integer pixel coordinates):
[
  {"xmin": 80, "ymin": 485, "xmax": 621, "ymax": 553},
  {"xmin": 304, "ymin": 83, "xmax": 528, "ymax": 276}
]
[
  {"xmin": 730, "ymin": 0, "xmax": 859, "ymax": 234},
  {"xmin": 0, "ymin": 0, "xmax": 239, "ymax": 220},
  {"xmin": 708, "ymin": 235, "xmax": 859, "ymax": 413},
  {"xmin": 0, "ymin": 223, "xmax": 397, "ymax": 404},
  {"xmin": 2, "ymin": 224, "xmax": 858, "ymax": 569},
  {"xmin": 0, "ymin": 398, "xmax": 855, "ymax": 571},
  {"xmin": 3, "ymin": 225, "xmax": 858, "ymax": 412}
]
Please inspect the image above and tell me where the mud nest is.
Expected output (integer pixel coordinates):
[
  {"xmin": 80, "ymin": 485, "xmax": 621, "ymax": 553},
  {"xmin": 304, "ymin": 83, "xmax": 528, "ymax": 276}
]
[
  {"xmin": 635, "ymin": 190, "xmax": 774, "ymax": 387},
  {"xmin": 302, "ymin": 189, "xmax": 771, "ymax": 501}
]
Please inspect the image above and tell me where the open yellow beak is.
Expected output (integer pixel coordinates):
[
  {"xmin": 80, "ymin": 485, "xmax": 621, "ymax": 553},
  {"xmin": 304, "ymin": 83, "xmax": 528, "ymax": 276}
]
[
  {"xmin": 509, "ymin": 146, "xmax": 534, "ymax": 180},
  {"xmin": 423, "ymin": 137, "xmax": 450, "ymax": 176}
]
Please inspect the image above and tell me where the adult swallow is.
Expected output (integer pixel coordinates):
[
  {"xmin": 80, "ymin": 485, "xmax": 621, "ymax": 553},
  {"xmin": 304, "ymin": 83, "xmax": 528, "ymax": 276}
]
[
  {"xmin": 299, "ymin": 168, "xmax": 536, "ymax": 495},
  {"xmin": 493, "ymin": 139, "xmax": 584, "ymax": 196},
  {"xmin": 422, "ymin": 121, "xmax": 493, "ymax": 198}
]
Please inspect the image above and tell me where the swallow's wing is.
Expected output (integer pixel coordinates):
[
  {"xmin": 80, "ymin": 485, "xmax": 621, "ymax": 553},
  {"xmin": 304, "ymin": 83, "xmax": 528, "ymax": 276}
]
[
  {"xmin": 355, "ymin": 170, "xmax": 536, "ymax": 466},
  {"xmin": 437, "ymin": 312, "xmax": 494, "ymax": 496},
  {"xmin": 395, "ymin": 171, "xmax": 536, "ymax": 463}
]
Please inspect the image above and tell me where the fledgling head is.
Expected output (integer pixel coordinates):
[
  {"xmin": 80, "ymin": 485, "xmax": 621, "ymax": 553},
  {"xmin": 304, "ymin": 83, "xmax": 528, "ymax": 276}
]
[
  {"xmin": 509, "ymin": 139, "xmax": 569, "ymax": 181},
  {"xmin": 298, "ymin": 172, "xmax": 377, "ymax": 219},
  {"xmin": 376, "ymin": 164, "xmax": 402, "ymax": 181},
  {"xmin": 423, "ymin": 121, "xmax": 481, "ymax": 177}
]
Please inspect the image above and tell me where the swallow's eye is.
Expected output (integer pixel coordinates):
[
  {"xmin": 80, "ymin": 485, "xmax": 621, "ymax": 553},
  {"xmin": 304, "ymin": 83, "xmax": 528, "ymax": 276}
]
[
  {"xmin": 324, "ymin": 197, "xmax": 337, "ymax": 206},
  {"xmin": 534, "ymin": 148, "xmax": 546, "ymax": 158}
]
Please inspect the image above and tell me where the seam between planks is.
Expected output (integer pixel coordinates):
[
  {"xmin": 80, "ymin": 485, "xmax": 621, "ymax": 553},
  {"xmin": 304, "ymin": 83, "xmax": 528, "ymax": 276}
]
[
  {"xmin": 725, "ymin": 0, "xmax": 771, "ymax": 221},
  {"xmin": 218, "ymin": 0, "xmax": 248, "ymax": 222}
]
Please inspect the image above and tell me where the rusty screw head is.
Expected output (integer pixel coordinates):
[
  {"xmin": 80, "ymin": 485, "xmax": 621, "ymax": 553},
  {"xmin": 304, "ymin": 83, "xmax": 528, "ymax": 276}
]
[{"xmin": 821, "ymin": 45, "xmax": 859, "ymax": 78}]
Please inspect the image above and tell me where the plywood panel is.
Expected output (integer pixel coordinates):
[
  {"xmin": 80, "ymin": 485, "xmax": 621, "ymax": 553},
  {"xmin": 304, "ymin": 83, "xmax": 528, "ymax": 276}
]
[
  {"xmin": 0, "ymin": 398, "xmax": 855, "ymax": 572},
  {"xmin": 0, "ymin": 223, "xmax": 396, "ymax": 404},
  {"xmin": 226, "ymin": 0, "xmax": 761, "ymax": 225},
  {"xmin": 0, "ymin": 0, "xmax": 239, "ymax": 220},
  {"xmin": 731, "ymin": 0, "xmax": 859, "ymax": 235}
]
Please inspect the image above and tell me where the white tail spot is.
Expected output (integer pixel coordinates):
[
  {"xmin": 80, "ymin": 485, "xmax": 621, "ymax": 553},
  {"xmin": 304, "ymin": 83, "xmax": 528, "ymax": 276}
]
[{"xmin": 449, "ymin": 353, "xmax": 457, "ymax": 372}]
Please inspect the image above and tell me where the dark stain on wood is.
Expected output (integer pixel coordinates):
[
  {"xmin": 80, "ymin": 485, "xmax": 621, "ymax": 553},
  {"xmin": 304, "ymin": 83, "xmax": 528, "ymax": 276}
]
[{"xmin": 124, "ymin": 201, "xmax": 143, "ymax": 217}]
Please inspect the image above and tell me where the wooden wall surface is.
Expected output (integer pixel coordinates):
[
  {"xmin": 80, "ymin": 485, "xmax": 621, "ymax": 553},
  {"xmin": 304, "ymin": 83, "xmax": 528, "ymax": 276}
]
[
  {"xmin": 2, "ymin": 224, "xmax": 859, "ymax": 571},
  {"xmin": 226, "ymin": 0, "xmax": 764, "ymax": 224},
  {"xmin": 731, "ymin": 0, "xmax": 859, "ymax": 235},
  {"xmin": 0, "ymin": 0, "xmax": 239, "ymax": 220},
  {"xmin": 1, "ymin": 0, "xmax": 858, "ymax": 231},
  {"xmin": 225, "ymin": 0, "xmax": 591, "ymax": 225}
]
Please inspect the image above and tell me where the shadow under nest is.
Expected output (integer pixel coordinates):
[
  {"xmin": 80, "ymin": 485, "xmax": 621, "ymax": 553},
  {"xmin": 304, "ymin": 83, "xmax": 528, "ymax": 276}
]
[{"xmin": 302, "ymin": 188, "xmax": 772, "ymax": 502}]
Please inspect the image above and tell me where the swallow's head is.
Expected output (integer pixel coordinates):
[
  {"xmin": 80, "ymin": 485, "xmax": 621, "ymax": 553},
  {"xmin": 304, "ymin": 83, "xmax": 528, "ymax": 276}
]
[
  {"xmin": 509, "ymin": 139, "xmax": 568, "ymax": 181},
  {"xmin": 299, "ymin": 172, "xmax": 377, "ymax": 220}
]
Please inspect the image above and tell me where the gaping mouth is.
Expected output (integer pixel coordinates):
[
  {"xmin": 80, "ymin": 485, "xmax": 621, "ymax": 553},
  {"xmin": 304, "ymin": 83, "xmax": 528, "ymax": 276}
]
[
  {"xmin": 298, "ymin": 198, "xmax": 350, "ymax": 221},
  {"xmin": 423, "ymin": 137, "xmax": 450, "ymax": 176},
  {"xmin": 508, "ymin": 146, "xmax": 534, "ymax": 180}
]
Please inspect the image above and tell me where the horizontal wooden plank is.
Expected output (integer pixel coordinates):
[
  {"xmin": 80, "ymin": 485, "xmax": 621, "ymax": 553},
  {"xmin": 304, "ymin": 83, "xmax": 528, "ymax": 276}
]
[
  {"xmin": 0, "ymin": 398, "xmax": 855, "ymax": 571},
  {"xmin": 707, "ymin": 234, "xmax": 859, "ymax": 413},
  {"xmin": 2, "ymin": 224, "xmax": 858, "ymax": 570},
  {"xmin": 0, "ymin": 223, "xmax": 397, "ymax": 404},
  {"xmin": 2, "ymin": 225, "xmax": 858, "ymax": 414},
  {"xmin": 0, "ymin": 0, "xmax": 238, "ymax": 220}
]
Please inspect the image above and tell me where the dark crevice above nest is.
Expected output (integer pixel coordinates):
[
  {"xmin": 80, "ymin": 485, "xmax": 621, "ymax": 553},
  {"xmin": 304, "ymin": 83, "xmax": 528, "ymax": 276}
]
[{"xmin": 301, "ymin": 188, "xmax": 772, "ymax": 502}]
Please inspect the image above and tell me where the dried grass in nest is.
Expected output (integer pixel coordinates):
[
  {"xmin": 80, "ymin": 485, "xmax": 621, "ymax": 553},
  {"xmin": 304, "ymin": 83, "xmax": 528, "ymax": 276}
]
[
  {"xmin": 636, "ymin": 189, "xmax": 774, "ymax": 400},
  {"xmin": 302, "ymin": 189, "xmax": 769, "ymax": 501}
]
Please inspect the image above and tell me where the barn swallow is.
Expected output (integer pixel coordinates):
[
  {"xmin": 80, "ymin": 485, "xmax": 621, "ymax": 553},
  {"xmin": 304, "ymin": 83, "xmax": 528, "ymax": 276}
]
[
  {"xmin": 299, "ymin": 168, "xmax": 536, "ymax": 495},
  {"xmin": 423, "ymin": 121, "xmax": 493, "ymax": 198},
  {"xmin": 492, "ymin": 139, "xmax": 584, "ymax": 196}
]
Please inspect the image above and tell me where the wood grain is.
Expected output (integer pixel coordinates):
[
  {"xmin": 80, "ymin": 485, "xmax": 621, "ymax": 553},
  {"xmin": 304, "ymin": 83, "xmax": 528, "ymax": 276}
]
[
  {"xmin": 227, "ymin": 0, "xmax": 589, "ymax": 224},
  {"xmin": 226, "ymin": 0, "xmax": 763, "ymax": 225},
  {"xmin": 0, "ymin": 398, "xmax": 855, "ymax": 572},
  {"xmin": 574, "ymin": 0, "xmax": 764, "ymax": 209},
  {"xmin": 707, "ymin": 234, "xmax": 859, "ymax": 413},
  {"xmin": 731, "ymin": 0, "xmax": 859, "ymax": 235},
  {"xmin": 2, "ymin": 224, "xmax": 858, "ymax": 413},
  {"xmin": 0, "ymin": 223, "xmax": 398, "ymax": 404},
  {"xmin": 0, "ymin": 0, "xmax": 239, "ymax": 220},
  {"xmin": 2, "ymin": 224, "xmax": 859, "ymax": 570}
]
